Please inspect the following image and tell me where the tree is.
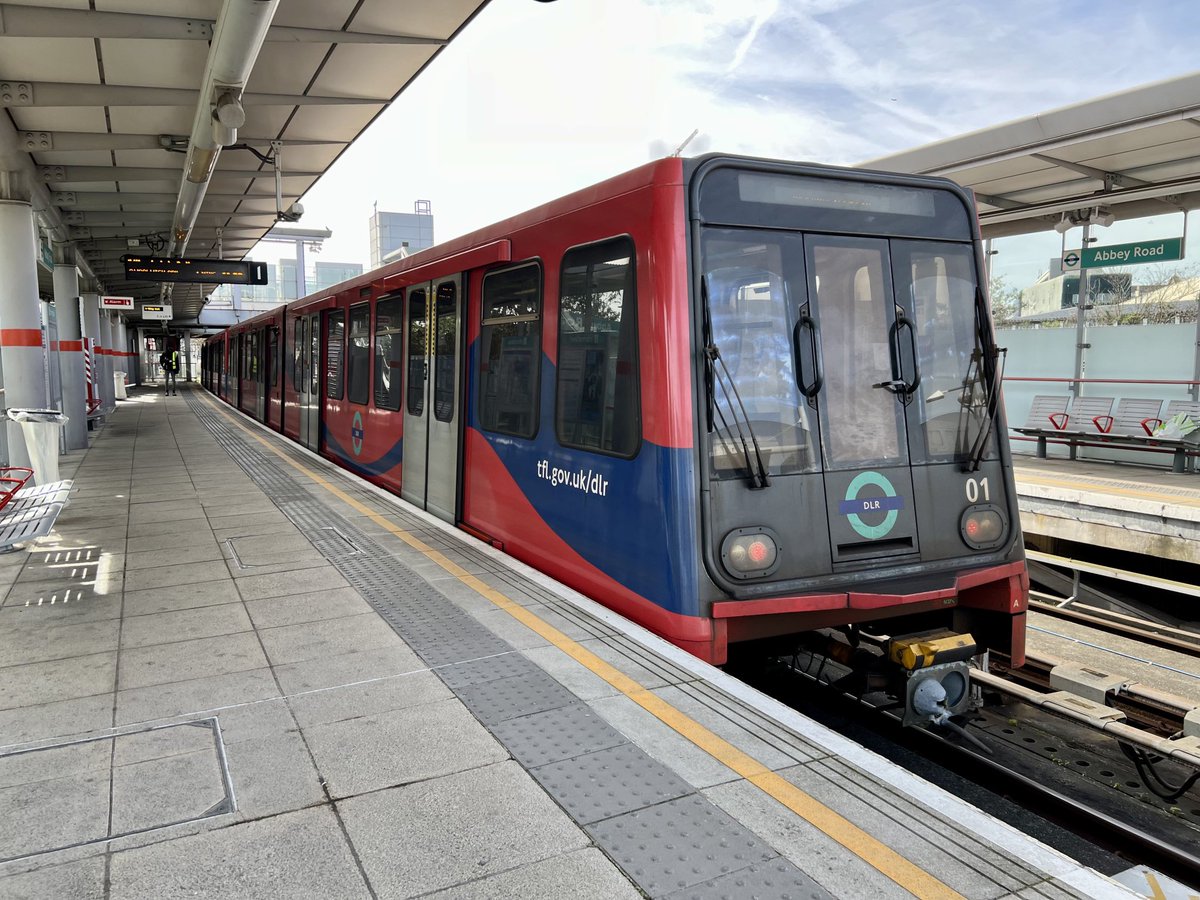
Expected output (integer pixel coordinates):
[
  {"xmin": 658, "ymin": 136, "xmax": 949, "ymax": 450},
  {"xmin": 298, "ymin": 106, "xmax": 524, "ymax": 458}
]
[{"xmin": 987, "ymin": 274, "xmax": 1022, "ymax": 326}]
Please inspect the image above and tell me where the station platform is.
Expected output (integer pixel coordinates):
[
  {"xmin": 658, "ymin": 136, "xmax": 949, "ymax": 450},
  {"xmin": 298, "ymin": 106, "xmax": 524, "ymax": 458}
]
[
  {"xmin": 0, "ymin": 385, "xmax": 1134, "ymax": 900},
  {"xmin": 1013, "ymin": 456, "xmax": 1200, "ymax": 565}
]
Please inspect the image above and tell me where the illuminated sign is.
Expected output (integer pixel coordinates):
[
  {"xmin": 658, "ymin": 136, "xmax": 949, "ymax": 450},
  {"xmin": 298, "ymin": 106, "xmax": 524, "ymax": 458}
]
[
  {"xmin": 141, "ymin": 304, "xmax": 173, "ymax": 321},
  {"xmin": 122, "ymin": 255, "xmax": 269, "ymax": 285},
  {"xmin": 101, "ymin": 295, "xmax": 135, "ymax": 310}
]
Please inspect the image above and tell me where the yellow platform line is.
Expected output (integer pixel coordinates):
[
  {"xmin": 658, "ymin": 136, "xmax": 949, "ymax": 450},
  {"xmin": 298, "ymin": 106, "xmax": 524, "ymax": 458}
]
[{"xmin": 198, "ymin": 392, "xmax": 964, "ymax": 900}]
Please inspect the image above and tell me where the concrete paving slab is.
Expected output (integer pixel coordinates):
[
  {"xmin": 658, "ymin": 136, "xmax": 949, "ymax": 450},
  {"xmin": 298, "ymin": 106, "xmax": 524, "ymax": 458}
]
[
  {"xmin": 243, "ymin": 585, "xmax": 372, "ymax": 629},
  {"xmin": 127, "ymin": 501, "xmax": 206, "ymax": 525},
  {"xmin": 121, "ymin": 580, "xmax": 242, "ymax": 617},
  {"xmin": 119, "ymin": 604, "xmax": 252, "ymax": 649},
  {"xmin": 305, "ymin": 698, "xmax": 508, "ymax": 798},
  {"xmin": 231, "ymin": 564, "xmax": 352, "ymax": 601},
  {"xmin": 0, "ymin": 855, "xmax": 106, "ymax": 900},
  {"xmin": 211, "ymin": 520, "xmax": 301, "ymax": 541},
  {"xmin": 0, "ymin": 739, "xmax": 109, "ymax": 789},
  {"xmin": 256, "ymin": 612, "xmax": 405, "ymax": 666},
  {"xmin": 270, "ymin": 643, "xmax": 426, "ymax": 695},
  {"xmin": 124, "ymin": 543, "xmax": 225, "ymax": 570},
  {"xmin": 221, "ymin": 728, "xmax": 325, "ymax": 821},
  {"xmin": 288, "ymin": 669, "xmax": 452, "ymax": 729},
  {"xmin": 115, "ymin": 667, "xmax": 280, "ymax": 726},
  {"xmin": 0, "ymin": 593, "xmax": 123, "ymax": 623},
  {"xmin": 107, "ymin": 805, "xmax": 371, "ymax": 900},
  {"xmin": 225, "ymin": 555, "xmax": 331, "ymax": 579},
  {"xmin": 0, "ymin": 618, "xmax": 121, "ymax": 668},
  {"xmin": 337, "ymin": 761, "xmax": 590, "ymax": 898},
  {"xmin": 126, "ymin": 532, "xmax": 218, "ymax": 554},
  {"xmin": 0, "ymin": 771, "xmax": 110, "ymax": 863},
  {"xmin": 126, "ymin": 517, "xmax": 208, "ymax": 539},
  {"xmin": 0, "ymin": 651, "xmax": 116, "ymax": 711},
  {"xmin": 113, "ymin": 722, "xmax": 216, "ymax": 766},
  {"xmin": 0, "ymin": 693, "xmax": 115, "ymax": 748},
  {"xmin": 122, "ymin": 560, "xmax": 234, "ymax": 593},
  {"xmin": 471, "ymin": 605, "xmax": 553, "ymax": 650},
  {"xmin": 422, "ymin": 847, "xmax": 642, "ymax": 900},
  {"xmin": 110, "ymin": 748, "xmax": 226, "ymax": 835},
  {"xmin": 118, "ymin": 632, "xmax": 268, "ymax": 691}
]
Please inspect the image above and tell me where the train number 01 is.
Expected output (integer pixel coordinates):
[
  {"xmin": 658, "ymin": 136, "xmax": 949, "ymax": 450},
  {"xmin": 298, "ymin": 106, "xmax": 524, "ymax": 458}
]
[{"xmin": 965, "ymin": 477, "xmax": 990, "ymax": 504}]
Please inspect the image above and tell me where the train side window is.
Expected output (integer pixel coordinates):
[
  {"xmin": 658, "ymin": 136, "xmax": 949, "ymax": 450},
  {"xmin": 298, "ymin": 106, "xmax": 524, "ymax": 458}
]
[
  {"xmin": 406, "ymin": 287, "xmax": 427, "ymax": 415},
  {"xmin": 374, "ymin": 295, "xmax": 403, "ymax": 410},
  {"xmin": 326, "ymin": 310, "xmax": 345, "ymax": 399},
  {"xmin": 479, "ymin": 263, "xmax": 541, "ymax": 439},
  {"xmin": 347, "ymin": 302, "xmax": 370, "ymax": 405},
  {"xmin": 556, "ymin": 237, "xmax": 640, "ymax": 457},
  {"xmin": 433, "ymin": 281, "xmax": 457, "ymax": 423},
  {"xmin": 293, "ymin": 319, "xmax": 303, "ymax": 389},
  {"xmin": 268, "ymin": 328, "xmax": 278, "ymax": 388}
]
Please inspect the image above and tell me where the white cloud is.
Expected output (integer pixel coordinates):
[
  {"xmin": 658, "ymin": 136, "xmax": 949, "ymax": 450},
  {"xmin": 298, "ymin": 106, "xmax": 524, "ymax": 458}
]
[{"xmin": 291, "ymin": 0, "xmax": 1200, "ymax": 268}]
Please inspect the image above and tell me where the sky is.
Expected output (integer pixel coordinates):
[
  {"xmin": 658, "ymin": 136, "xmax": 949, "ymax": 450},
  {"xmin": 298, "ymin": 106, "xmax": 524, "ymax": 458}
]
[{"xmin": 268, "ymin": 0, "xmax": 1200, "ymax": 283}]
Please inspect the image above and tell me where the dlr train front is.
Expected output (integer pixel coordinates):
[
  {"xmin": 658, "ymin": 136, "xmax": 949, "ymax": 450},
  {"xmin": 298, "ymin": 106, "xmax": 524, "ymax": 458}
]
[{"xmin": 686, "ymin": 156, "xmax": 1027, "ymax": 722}]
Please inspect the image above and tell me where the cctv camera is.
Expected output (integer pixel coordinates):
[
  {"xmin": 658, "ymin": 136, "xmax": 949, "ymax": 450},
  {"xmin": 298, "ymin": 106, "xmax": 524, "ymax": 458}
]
[{"xmin": 278, "ymin": 201, "xmax": 304, "ymax": 223}]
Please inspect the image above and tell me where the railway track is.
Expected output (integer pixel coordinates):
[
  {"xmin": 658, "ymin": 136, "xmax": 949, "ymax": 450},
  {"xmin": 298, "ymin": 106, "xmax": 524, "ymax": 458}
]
[
  {"xmin": 734, "ymin": 647, "xmax": 1200, "ymax": 890},
  {"xmin": 1029, "ymin": 598, "xmax": 1200, "ymax": 660}
]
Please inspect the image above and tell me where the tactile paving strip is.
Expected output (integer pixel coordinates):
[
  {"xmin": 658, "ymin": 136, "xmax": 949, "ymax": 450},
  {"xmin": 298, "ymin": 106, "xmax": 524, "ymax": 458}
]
[
  {"xmin": 530, "ymin": 743, "xmax": 694, "ymax": 824},
  {"xmin": 186, "ymin": 395, "xmax": 826, "ymax": 898}
]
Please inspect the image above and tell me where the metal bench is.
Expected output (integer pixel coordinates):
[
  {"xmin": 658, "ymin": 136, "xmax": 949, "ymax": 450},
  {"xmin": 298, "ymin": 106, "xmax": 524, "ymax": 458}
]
[
  {"xmin": 0, "ymin": 478, "xmax": 73, "ymax": 551},
  {"xmin": 1012, "ymin": 395, "xmax": 1116, "ymax": 460}
]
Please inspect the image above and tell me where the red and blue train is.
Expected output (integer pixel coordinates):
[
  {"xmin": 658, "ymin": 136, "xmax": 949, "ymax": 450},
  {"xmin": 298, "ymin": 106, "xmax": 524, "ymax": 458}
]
[{"xmin": 203, "ymin": 154, "xmax": 1028, "ymax": 703}]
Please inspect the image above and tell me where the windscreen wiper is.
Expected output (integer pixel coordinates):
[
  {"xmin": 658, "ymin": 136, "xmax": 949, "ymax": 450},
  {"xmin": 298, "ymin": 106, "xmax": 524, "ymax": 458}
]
[
  {"xmin": 701, "ymin": 279, "xmax": 770, "ymax": 489},
  {"xmin": 963, "ymin": 287, "xmax": 1006, "ymax": 472},
  {"xmin": 706, "ymin": 343, "xmax": 771, "ymax": 488}
]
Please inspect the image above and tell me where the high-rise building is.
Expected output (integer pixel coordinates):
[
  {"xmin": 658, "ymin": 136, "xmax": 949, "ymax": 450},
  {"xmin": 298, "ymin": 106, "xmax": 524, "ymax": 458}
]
[{"xmin": 369, "ymin": 200, "xmax": 434, "ymax": 268}]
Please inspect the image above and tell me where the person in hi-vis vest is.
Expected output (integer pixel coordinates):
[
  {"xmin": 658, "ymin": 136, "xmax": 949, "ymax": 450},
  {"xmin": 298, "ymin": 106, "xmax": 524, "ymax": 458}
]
[{"xmin": 159, "ymin": 348, "xmax": 180, "ymax": 396}]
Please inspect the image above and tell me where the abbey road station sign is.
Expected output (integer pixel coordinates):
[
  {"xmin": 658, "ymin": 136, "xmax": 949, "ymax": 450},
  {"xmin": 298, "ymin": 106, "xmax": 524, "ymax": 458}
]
[
  {"xmin": 1063, "ymin": 238, "xmax": 1184, "ymax": 272},
  {"xmin": 123, "ymin": 255, "xmax": 269, "ymax": 285}
]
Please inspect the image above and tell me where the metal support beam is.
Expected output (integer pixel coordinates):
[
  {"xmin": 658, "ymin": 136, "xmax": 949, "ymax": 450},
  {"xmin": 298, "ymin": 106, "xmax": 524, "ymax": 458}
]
[
  {"xmin": 0, "ymin": 82, "xmax": 385, "ymax": 107},
  {"xmin": 18, "ymin": 131, "xmax": 346, "ymax": 153},
  {"xmin": 0, "ymin": 5, "xmax": 447, "ymax": 45}
]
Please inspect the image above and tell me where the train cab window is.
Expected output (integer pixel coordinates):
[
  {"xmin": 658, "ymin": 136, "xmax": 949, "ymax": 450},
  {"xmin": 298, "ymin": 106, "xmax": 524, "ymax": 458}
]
[
  {"xmin": 347, "ymin": 302, "xmax": 370, "ymax": 405},
  {"xmin": 892, "ymin": 241, "xmax": 993, "ymax": 461},
  {"xmin": 374, "ymin": 296, "xmax": 403, "ymax": 410},
  {"xmin": 326, "ymin": 311, "xmax": 345, "ymax": 399},
  {"xmin": 556, "ymin": 237, "xmax": 640, "ymax": 457},
  {"xmin": 479, "ymin": 263, "xmax": 541, "ymax": 439},
  {"xmin": 702, "ymin": 229, "xmax": 817, "ymax": 478},
  {"xmin": 406, "ymin": 287, "xmax": 427, "ymax": 415},
  {"xmin": 293, "ymin": 319, "xmax": 304, "ymax": 389}
]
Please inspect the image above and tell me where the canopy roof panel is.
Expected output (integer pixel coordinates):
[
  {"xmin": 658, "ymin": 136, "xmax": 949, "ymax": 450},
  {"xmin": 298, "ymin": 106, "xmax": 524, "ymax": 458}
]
[
  {"xmin": 863, "ymin": 72, "xmax": 1200, "ymax": 239},
  {"xmin": 0, "ymin": 0, "xmax": 490, "ymax": 321}
]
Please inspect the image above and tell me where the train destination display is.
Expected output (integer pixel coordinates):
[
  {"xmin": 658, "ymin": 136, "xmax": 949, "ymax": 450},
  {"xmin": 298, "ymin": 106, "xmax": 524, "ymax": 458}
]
[{"xmin": 123, "ymin": 255, "xmax": 269, "ymax": 285}]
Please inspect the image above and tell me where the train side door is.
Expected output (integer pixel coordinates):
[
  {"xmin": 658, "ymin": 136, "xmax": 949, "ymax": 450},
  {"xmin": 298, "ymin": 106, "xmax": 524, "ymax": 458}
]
[
  {"xmin": 298, "ymin": 313, "xmax": 321, "ymax": 451},
  {"xmin": 402, "ymin": 275, "xmax": 462, "ymax": 522}
]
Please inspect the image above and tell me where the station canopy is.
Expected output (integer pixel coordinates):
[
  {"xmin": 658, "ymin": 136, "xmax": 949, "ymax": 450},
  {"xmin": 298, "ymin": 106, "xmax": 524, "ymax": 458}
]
[
  {"xmin": 0, "ymin": 0, "xmax": 490, "ymax": 321},
  {"xmin": 863, "ymin": 72, "xmax": 1200, "ymax": 240}
]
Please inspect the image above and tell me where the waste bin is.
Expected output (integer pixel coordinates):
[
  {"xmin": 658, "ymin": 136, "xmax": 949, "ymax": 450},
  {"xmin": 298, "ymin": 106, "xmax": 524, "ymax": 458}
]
[
  {"xmin": 8, "ymin": 409, "xmax": 67, "ymax": 486},
  {"xmin": 114, "ymin": 372, "xmax": 128, "ymax": 400}
]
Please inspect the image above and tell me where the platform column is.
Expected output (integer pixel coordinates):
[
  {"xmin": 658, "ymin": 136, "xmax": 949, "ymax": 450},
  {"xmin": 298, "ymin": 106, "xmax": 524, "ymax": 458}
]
[
  {"xmin": 52, "ymin": 254, "xmax": 87, "ymax": 450},
  {"xmin": 184, "ymin": 331, "xmax": 193, "ymax": 382},
  {"xmin": 80, "ymin": 291, "xmax": 104, "ymax": 414},
  {"xmin": 0, "ymin": 200, "xmax": 52, "ymax": 469},
  {"xmin": 98, "ymin": 309, "xmax": 114, "ymax": 408}
]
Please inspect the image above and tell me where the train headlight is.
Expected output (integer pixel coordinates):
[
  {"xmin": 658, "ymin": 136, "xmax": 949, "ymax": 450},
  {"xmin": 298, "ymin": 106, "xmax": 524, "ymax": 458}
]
[
  {"xmin": 721, "ymin": 527, "xmax": 781, "ymax": 579},
  {"xmin": 959, "ymin": 505, "xmax": 1006, "ymax": 550}
]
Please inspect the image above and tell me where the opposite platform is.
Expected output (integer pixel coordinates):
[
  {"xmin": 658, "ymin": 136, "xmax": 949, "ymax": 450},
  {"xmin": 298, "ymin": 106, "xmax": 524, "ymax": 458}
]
[{"xmin": 0, "ymin": 386, "xmax": 1133, "ymax": 899}]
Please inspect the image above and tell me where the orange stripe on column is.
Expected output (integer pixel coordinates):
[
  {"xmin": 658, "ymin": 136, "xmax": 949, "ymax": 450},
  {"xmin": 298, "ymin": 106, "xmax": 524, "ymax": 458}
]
[
  {"xmin": 56, "ymin": 340, "xmax": 84, "ymax": 352},
  {"xmin": 0, "ymin": 329, "xmax": 43, "ymax": 347}
]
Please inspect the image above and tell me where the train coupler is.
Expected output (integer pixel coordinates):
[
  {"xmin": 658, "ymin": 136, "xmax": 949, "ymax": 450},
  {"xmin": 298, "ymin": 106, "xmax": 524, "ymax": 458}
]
[{"xmin": 890, "ymin": 630, "xmax": 976, "ymax": 726}]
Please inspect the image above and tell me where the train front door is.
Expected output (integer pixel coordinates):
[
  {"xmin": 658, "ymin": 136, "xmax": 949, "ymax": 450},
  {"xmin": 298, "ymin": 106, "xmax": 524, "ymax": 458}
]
[
  {"xmin": 254, "ymin": 330, "xmax": 267, "ymax": 422},
  {"xmin": 298, "ymin": 313, "xmax": 320, "ymax": 451},
  {"xmin": 803, "ymin": 235, "xmax": 921, "ymax": 564},
  {"xmin": 401, "ymin": 275, "xmax": 462, "ymax": 522}
]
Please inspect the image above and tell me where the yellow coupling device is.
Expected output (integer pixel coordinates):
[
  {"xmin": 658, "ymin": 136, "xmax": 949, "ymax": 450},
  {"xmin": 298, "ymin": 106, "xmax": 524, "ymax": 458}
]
[{"xmin": 889, "ymin": 630, "xmax": 976, "ymax": 671}]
